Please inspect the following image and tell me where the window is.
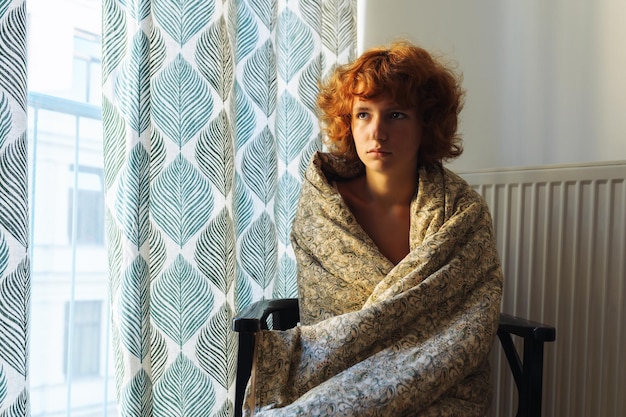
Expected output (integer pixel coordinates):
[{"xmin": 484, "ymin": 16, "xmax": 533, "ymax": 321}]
[
  {"xmin": 64, "ymin": 300, "xmax": 102, "ymax": 378},
  {"xmin": 28, "ymin": 1, "xmax": 115, "ymax": 416},
  {"xmin": 67, "ymin": 166, "xmax": 105, "ymax": 245}
]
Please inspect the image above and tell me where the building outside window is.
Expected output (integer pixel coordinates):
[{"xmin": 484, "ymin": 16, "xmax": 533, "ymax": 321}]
[
  {"xmin": 27, "ymin": 1, "xmax": 115, "ymax": 416},
  {"xmin": 67, "ymin": 166, "xmax": 105, "ymax": 246},
  {"xmin": 63, "ymin": 300, "xmax": 102, "ymax": 378}
]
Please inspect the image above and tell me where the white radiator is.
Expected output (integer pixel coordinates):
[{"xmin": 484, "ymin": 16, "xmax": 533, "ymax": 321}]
[{"xmin": 461, "ymin": 161, "xmax": 626, "ymax": 417}]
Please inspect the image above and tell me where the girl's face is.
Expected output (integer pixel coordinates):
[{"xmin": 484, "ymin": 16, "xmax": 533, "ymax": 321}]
[{"xmin": 350, "ymin": 95, "xmax": 422, "ymax": 176}]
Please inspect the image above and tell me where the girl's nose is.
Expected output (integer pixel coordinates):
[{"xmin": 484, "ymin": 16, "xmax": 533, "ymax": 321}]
[{"xmin": 371, "ymin": 118, "xmax": 388, "ymax": 141}]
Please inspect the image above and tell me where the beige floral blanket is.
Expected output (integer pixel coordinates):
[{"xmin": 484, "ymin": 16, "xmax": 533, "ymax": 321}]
[{"xmin": 245, "ymin": 152, "xmax": 503, "ymax": 417}]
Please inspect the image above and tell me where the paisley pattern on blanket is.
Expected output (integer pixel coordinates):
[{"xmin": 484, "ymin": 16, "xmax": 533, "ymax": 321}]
[{"xmin": 245, "ymin": 152, "xmax": 503, "ymax": 417}]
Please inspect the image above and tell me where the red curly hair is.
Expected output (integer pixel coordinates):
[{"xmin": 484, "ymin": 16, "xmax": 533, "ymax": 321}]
[{"xmin": 317, "ymin": 41, "xmax": 464, "ymax": 164}]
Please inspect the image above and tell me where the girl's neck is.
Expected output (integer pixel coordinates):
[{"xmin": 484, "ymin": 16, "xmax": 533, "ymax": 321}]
[{"xmin": 360, "ymin": 169, "xmax": 417, "ymax": 207}]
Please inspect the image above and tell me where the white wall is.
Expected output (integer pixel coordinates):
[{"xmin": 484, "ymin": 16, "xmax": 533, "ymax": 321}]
[{"xmin": 358, "ymin": 0, "xmax": 626, "ymax": 171}]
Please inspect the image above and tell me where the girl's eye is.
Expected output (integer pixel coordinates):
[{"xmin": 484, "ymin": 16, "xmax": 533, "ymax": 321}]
[
  {"xmin": 356, "ymin": 112, "xmax": 368, "ymax": 119},
  {"xmin": 391, "ymin": 112, "xmax": 405, "ymax": 119}
]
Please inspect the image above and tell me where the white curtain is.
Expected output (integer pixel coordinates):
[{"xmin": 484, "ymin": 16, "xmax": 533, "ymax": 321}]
[
  {"xmin": 0, "ymin": 1, "xmax": 29, "ymax": 416},
  {"xmin": 102, "ymin": 0, "xmax": 356, "ymax": 414}
]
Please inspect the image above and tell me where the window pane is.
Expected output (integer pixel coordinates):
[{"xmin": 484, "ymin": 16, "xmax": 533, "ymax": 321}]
[
  {"xmin": 67, "ymin": 168, "xmax": 105, "ymax": 245},
  {"xmin": 68, "ymin": 57, "xmax": 89, "ymax": 102},
  {"xmin": 89, "ymin": 62, "xmax": 102, "ymax": 106},
  {"xmin": 31, "ymin": 110, "xmax": 78, "ymax": 246},
  {"xmin": 64, "ymin": 301, "xmax": 102, "ymax": 377}
]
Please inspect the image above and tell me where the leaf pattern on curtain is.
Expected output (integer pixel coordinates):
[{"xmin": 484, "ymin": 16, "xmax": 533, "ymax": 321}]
[
  {"xmin": 153, "ymin": 353, "xmax": 216, "ymax": 415},
  {"xmin": 195, "ymin": 208, "xmax": 235, "ymax": 294},
  {"xmin": 102, "ymin": 0, "xmax": 127, "ymax": 82},
  {"xmin": 115, "ymin": 143, "xmax": 151, "ymax": 248},
  {"xmin": 102, "ymin": 0, "xmax": 355, "ymax": 414},
  {"xmin": 240, "ymin": 212, "xmax": 277, "ymax": 291},
  {"xmin": 0, "ymin": 4, "xmax": 27, "ymax": 111},
  {"xmin": 0, "ymin": 258, "xmax": 29, "ymax": 377},
  {"xmin": 118, "ymin": 256, "xmax": 151, "ymax": 360},
  {"xmin": 196, "ymin": 304, "xmax": 237, "ymax": 389},
  {"xmin": 151, "ymin": 154, "xmax": 214, "ymax": 246},
  {"xmin": 196, "ymin": 19, "xmax": 234, "ymax": 103},
  {"xmin": 0, "ymin": 95, "xmax": 11, "ymax": 147},
  {"xmin": 0, "ymin": 1, "xmax": 29, "ymax": 416},
  {"xmin": 102, "ymin": 97, "xmax": 127, "ymax": 189},
  {"xmin": 152, "ymin": 0, "xmax": 215, "ymax": 46},
  {"xmin": 242, "ymin": 40, "xmax": 277, "ymax": 118},
  {"xmin": 233, "ymin": 82, "xmax": 256, "ymax": 150},
  {"xmin": 196, "ymin": 111, "xmax": 234, "ymax": 198},
  {"xmin": 119, "ymin": 367, "xmax": 152, "ymax": 416},
  {"xmin": 276, "ymin": 8, "xmax": 314, "ymax": 82},
  {"xmin": 275, "ymin": 173, "xmax": 300, "ymax": 246},
  {"xmin": 0, "ymin": 134, "xmax": 28, "ymax": 247},
  {"xmin": 151, "ymin": 254, "xmax": 214, "ymax": 346},
  {"xmin": 115, "ymin": 30, "xmax": 151, "ymax": 135},
  {"xmin": 152, "ymin": 54, "xmax": 213, "ymax": 148},
  {"xmin": 241, "ymin": 126, "xmax": 277, "ymax": 204}
]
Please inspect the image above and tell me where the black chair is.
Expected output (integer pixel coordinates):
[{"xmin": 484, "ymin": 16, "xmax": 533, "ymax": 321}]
[{"xmin": 232, "ymin": 298, "xmax": 555, "ymax": 417}]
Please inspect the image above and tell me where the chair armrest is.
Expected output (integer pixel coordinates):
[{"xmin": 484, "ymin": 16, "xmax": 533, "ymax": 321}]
[
  {"xmin": 232, "ymin": 298, "xmax": 300, "ymax": 417},
  {"xmin": 497, "ymin": 313, "xmax": 556, "ymax": 417},
  {"xmin": 232, "ymin": 298, "xmax": 300, "ymax": 333},
  {"xmin": 498, "ymin": 312, "xmax": 556, "ymax": 342}
]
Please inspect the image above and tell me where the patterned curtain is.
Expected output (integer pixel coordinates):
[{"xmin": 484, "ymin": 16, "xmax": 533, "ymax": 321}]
[
  {"xmin": 102, "ymin": 0, "xmax": 355, "ymax": 415},
  {"xmin": 0, "ymin": 1, "xmax": 29, "ymax": 416}
]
